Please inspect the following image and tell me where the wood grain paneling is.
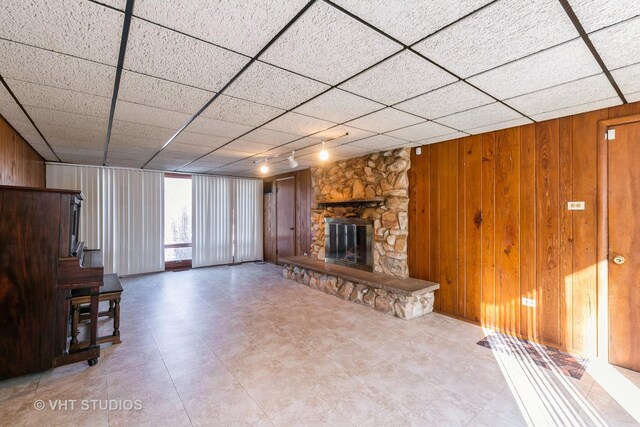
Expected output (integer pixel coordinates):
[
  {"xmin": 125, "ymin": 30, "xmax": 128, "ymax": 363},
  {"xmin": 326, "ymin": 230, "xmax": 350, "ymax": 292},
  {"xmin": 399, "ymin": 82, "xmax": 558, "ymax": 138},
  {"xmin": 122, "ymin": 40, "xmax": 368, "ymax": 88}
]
[
  {"xmin": 263, "ymin": 169, "xmax": 313, "ymax": 262},
  {"xmin": 408, "ymin": 101, "xmax": 640, "ymax": 354},
  {"xmin": 0, "ymin": 116, "xmax": 45, "ymax": 187}
]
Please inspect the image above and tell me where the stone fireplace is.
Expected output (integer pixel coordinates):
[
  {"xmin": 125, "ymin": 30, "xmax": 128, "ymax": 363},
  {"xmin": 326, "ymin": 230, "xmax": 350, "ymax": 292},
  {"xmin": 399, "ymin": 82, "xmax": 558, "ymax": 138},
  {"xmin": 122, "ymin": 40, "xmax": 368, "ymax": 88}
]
[
  {"xmin": 324, "ymin": 217, "xmax": 373, "ymax": 271},
  {"xmin": 281, "ymin": 147, "xmax": 439, "ymax": 320},
  {"xmin": 311, "ymin": 148, "xmax": 410, "ymax": 278}
]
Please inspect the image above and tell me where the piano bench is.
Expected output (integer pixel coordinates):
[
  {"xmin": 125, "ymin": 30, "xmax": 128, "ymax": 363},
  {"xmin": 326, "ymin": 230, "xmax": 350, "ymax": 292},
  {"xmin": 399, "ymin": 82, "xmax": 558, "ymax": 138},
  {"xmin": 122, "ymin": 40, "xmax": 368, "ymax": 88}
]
[{"xmin": 70, "ymin": 274, "xmax": 123, "ymax": 350}]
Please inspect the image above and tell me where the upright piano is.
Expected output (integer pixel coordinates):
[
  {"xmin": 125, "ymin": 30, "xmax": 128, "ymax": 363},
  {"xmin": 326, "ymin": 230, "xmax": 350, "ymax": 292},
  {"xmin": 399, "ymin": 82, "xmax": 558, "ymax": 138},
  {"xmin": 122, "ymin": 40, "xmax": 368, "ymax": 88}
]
[{"xmin": 0, "ymin": 186, "xmax": 103, "ymax": 379}]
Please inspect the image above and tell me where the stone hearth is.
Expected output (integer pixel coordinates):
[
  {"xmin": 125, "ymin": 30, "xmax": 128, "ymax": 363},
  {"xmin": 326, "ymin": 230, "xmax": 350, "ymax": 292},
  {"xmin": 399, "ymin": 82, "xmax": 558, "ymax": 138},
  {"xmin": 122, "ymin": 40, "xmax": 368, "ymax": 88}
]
[{"xmin": 282, "ymin": 256, "xmax": 438, "ymax": 320}]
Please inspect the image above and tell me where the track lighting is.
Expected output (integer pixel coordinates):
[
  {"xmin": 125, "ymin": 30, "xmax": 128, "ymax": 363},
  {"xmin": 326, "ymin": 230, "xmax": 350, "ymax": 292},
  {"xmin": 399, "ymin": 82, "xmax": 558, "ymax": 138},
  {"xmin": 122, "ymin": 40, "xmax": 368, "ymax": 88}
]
[
  {"xmin": 319, "ymin": 141, "xmax": 329, "ymax": 161},
  {"xmin": 288, "ymin": 150, "xmax": 299, "ymax": 168},
  {"xmin": 259, "ymin": 159, "xmax": 269, "ymax": 174}
]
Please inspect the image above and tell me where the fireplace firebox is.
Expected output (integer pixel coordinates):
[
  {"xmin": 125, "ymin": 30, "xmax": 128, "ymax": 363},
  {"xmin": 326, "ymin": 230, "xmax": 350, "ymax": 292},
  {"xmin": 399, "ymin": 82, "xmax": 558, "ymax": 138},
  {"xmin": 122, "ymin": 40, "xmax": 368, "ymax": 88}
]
[{"xmin": 324, "ymin": 218, "xmax": 373, "ymax": 271}]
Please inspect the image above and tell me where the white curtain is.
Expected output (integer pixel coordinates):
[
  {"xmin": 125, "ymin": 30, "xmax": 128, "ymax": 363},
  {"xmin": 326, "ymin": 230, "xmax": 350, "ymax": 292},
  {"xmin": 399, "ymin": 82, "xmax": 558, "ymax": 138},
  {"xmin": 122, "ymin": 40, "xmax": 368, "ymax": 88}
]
[
  {"xmin": 46, "ymin": 164, "xmax": 164, "ymax": 276},
  {"xmin": 234, "ymin": 178, "xmax": 263, "ymax": 263},
  {"xmin": 192, "ymin": 176, "xmax": 263, "ymax": 267},
  {"xmin": 192, "ymin": 175, "xmax": 233, "ymax": 267}
]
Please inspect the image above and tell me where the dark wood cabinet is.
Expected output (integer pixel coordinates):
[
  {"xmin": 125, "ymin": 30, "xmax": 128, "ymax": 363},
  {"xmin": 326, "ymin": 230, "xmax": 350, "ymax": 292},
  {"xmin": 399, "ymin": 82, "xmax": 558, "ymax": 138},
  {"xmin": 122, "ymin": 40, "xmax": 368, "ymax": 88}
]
[{"xmin": 0, "ymin": 186, "xmax": 103, "ymax": 379}]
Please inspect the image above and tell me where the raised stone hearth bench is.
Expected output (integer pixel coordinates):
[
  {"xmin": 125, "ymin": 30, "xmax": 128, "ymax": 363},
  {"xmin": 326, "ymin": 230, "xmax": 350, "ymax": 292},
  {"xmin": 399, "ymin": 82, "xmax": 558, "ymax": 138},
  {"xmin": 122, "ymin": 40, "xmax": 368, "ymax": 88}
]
[{"xmin": 281, "ymin": 256, "xmax": 439, "ymax": 320}]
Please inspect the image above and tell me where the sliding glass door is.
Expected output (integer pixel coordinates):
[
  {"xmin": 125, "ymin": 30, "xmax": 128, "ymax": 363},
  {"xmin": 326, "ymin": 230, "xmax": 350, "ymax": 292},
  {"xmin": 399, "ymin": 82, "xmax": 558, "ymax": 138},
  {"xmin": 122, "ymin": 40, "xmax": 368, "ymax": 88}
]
[{"xmin": 164, "ymin": 173, "xmax": 192, "ymax": 269}]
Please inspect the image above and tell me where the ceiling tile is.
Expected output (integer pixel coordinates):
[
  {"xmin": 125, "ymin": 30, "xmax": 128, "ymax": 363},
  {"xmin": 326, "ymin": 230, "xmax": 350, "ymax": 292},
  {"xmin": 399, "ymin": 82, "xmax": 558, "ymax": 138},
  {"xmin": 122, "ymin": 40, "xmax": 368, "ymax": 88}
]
[
  {"xmin": 466, "ymin": 117, "xmax": 533, "ymax": 135},
  {"xmin": 345, "ymin": 108, "xmax": 423, "ymax": 133},
  {"xmin": 110, "ymin": 120, "xmax": 174, "ymax": 140},
  {"xmin": 240, "ymin": 128, "xmax": 299, "ymax": 145},
  {"xmin": 351, "ymin": 134, "xmax": 408, "ymax": 150},
  {"xmin": 271, "ymin": 136, "xmax": 323, "ymax": 155},
  {"xmin": 624, "ymin": 92, "xmax": 640, "ymax": 102},
  {"xmin": 340, "ymin": 51, "xmax": 458, "ymax": 104},
  {"xmin": 413, "ymin": 0, "xmax": 578, "ymax": 77},
  {"xmin": 124, "ymin": 18, "xmax": 250, "ymax": 91},
  {"xmin": 186, "ymin": 116, "xmax": 254, "ymax": 139},
  {"xmin": 158, "ymin": 142, "xmax": 213, "ymax": 156},
  {"xmin": 26, "ymin": 107, "xmax": 108, "ymax": 133},
  {"xmin": 173, "ymin": 132, "xmax": 230, "ymax": 149},
  {"xmin": 590, "ymin": 17, "xmax": 640, "ymax": 70},
  {"xmin": 436, "ymin": 102, "xmax": 524, "ymax": 132},
  {"xmin": 180, "ymin": 164, "xmax": 222, "ymax": 174},
  {"xmin": 133, "ymin": 0, "xmax": 308, "ymax": 57},
  {"xmin": 38, "ymin": 124, "xmax": 105, "ymax": 144},
  {"xmin": 0, "ymin": 0, "xmax": 123, "ymax": 65},
  {"xmin": 6, "ymin": 79, "xmax": 111, "ymax": 117},
  {"xmin": 293, "ymin": 89, "xmax": 384, "ymax": 123},
  {"xmin": 332, "ymin": 0, "xmax": 494, "ymax": 45},
  {"xmin": 260, "ymin": 1, "xmax": 401, "ymax": 85},
  {"xmin": 567, "ymin": 0, "xmax": 640, "ymax": 33},
  {"xmin": 109, "ymin": 134, "xmax": 164, "ymax": 149},
  {"xmin": 213, "ymin": 148, "xmax": 255, "ymax": 159},
  {"xmin": 467, "ymin": 39, "xmax": 601, "ymax": 100},
  {"xmin": 225, "ymin": 61, "xmax": 329, "ymax": 110},
  {"xmin": 505, "ymin": 74, "xmax": 618, "ymax": 116},
  {"xmin": 0, "ymin": 84, "xmax": 32, "ymax": 124},
  {"xmin": 200, "ymin": 95, "xmax": 285, "ymax": 127},
  {"xmin": 225, "ymin": 140, "xmax": 277, "ymax": 154},
  {"xmin": 611, "ymin": 62, "xmax": 640, "ymax": 98},
  {"xmin": 395, "ymin": 82, "xmax": 494, "ymax": 119},
  {"xmin": 313, "ymin": 126, "xmax": 376, "ymax": 145},
  {"xmin": 60, "ymin": 153, "xmax": 103, "ymax": 166},
  {"xmin": 414, "ymin": 131, "xmax": 469, "ymax": 146},
  {"xmin": 385, "ymin": 121, "xmax": 455, "ymax": 141},
  {"xmin": 117, "ymin": 71, "xmax": 213, "ymax": 114},
  {"xmin": 114, "ymin": 101, "xmax": 191, "ymax": 128},
  {"xmin": 100, "ymin": 0, "xmax": 126, "ymax": 11},
  {"xmin": 319, "ymin": 144, "xmax": 371, "ymax": 158},
  {"xmin": 0, "ymin": 40, "xmax": 115, "ymax": 97},
  {"xmin": 530, "ymin": 97, "xmax": 621, "ymax": 122},
  {"xmin": 263, "ymin": 112, "xmax": 336, "ymax": 136}
]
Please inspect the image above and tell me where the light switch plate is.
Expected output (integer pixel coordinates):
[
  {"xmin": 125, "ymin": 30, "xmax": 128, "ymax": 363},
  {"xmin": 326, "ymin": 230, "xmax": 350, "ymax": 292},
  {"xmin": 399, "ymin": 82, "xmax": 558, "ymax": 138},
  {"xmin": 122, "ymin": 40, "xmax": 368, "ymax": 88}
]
[
  {"xmin": 568, "ymin": 201, "xmax": 585, "ymax": 210},
  {"xmin": 416, "ymin": 147, "xmax": 422, "ymax": 155}
]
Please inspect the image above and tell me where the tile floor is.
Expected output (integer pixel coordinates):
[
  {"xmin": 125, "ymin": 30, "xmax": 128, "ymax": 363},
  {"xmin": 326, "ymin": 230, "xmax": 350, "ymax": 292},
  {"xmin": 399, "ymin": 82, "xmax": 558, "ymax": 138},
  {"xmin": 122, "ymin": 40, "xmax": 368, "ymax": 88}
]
[{"xmin": 1, "ymin": 263, "xmax": 639, "ymax": 426}]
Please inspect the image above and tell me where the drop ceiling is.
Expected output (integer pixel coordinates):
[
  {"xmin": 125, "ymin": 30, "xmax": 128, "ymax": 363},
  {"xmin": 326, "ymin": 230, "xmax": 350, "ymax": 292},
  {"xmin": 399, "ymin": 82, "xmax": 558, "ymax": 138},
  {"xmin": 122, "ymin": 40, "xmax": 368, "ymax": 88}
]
[{"xmin": 0, "ymin": 0, "xmax": 637, "ymax": 177}]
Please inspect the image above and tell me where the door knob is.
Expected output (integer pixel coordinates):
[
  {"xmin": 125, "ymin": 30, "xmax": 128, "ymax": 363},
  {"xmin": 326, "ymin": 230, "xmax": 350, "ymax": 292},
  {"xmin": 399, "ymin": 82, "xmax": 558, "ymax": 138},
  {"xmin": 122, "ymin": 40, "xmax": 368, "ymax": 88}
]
[{"xmin": 612, "ymin": 255, "xmax": 625, "ymax": 265}]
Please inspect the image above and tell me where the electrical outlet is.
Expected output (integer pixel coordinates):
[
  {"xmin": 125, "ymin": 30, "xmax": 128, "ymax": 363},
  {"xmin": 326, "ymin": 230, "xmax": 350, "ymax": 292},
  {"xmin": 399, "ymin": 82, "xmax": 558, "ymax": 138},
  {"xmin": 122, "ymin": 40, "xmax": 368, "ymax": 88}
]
[
  {"xmin": 567, "ymin": 201, "xmax": 585, "ymax": 211},
  {"xmin": 522, "ymin": 297, "xmax": 536, "ymax": 308}
]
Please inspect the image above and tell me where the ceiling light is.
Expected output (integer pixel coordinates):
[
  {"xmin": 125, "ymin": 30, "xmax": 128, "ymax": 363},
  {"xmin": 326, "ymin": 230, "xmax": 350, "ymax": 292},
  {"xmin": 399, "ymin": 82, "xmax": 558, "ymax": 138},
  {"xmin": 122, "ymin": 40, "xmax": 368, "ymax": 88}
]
[
  {"xmin": 259, "ymin": 159, "xmax": 269, "ymax": 174},
  {"xmin": 319, "ymin": 141, "xmax": 329, "ymax": 161},
  {"xmin": 288, "ymin": 150, "xmax": 299, "ymax": 168}
]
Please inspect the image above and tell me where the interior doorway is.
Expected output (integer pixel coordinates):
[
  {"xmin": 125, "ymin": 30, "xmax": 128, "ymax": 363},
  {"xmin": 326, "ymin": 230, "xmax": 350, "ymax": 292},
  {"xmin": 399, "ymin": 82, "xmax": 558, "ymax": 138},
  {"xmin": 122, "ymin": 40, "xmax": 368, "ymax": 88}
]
[
  {"xmin": 599, "ymin": 116, "xmax": 640, "ymax": 372},
  {"xmin": 276, "ymin": 176, "xmax": 296, "ymax": 263}
]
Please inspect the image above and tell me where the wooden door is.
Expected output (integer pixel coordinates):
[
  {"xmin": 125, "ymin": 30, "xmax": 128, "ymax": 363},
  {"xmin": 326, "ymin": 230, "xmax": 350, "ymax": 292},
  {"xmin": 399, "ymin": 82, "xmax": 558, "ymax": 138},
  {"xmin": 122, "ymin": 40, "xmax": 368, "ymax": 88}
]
[
  {"xmin": 276, "ymin": 177, "xmax": 296, "ymax": 262},
  {"xmin": 608, "ymin": 120, "xmax": 640, "ymax": 371}
]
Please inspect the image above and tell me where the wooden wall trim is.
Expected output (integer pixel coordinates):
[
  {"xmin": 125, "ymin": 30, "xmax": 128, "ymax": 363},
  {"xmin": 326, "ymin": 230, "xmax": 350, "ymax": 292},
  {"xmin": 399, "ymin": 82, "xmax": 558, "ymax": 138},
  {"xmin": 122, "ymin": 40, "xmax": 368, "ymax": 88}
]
[{"xmin": 0, "ymin": 115, "xmax": 45, "ymax": 187}]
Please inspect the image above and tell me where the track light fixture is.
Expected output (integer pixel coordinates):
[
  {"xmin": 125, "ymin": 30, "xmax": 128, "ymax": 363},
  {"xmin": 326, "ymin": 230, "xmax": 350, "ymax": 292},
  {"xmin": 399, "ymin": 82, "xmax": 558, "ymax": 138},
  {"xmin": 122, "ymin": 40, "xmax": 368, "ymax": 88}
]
[
  {"xmin": 319, "ymin": 141, "xmax": 329, "ymax": 161},
  {"xmin": 288, "ymin": 150, "xmax": 298, "ymax": 168},
  {"xmin": 259, "ymin": 158, "xmax": 269, "ymax": 174}
]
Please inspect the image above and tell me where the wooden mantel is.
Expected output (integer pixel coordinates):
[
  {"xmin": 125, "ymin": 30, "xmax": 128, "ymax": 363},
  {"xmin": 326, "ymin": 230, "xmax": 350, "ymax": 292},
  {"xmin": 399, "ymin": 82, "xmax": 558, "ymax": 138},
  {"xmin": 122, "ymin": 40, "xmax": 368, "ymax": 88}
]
[{"xmin": 314, "ymin": 197, "xmax": 385, "ymax": 207}]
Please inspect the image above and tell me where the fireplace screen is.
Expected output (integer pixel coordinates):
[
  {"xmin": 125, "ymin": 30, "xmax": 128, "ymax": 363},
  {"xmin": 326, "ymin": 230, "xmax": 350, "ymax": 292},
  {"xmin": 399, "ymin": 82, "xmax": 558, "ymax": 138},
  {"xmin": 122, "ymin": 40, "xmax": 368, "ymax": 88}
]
[{"xmin": 324, "ymin": 218, "xmax": 373, "ymax": 271}]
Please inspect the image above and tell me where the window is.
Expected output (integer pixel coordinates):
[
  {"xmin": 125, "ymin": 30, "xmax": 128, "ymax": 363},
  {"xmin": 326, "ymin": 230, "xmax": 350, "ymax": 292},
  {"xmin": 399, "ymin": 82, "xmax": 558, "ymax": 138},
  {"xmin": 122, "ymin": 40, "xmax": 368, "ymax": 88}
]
[{"xmin": 164, "ymin": 173, "xmax": 192, "ymax": 269}]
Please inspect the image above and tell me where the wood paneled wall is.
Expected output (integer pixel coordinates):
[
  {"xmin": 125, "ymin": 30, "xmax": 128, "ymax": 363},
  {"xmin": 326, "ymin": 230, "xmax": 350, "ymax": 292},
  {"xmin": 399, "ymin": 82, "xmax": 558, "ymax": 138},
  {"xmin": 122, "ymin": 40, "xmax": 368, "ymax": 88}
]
[
  {"xmin": 0, "ymin": 116, "xmax": 45, "ymax": 187},
  {"xmin": 408, "ymin": 101, "xmax": 640, "ymax": 355},
  {"xmin": 263, "ymin": 169, "xmax": 312, "ymax": 263}
]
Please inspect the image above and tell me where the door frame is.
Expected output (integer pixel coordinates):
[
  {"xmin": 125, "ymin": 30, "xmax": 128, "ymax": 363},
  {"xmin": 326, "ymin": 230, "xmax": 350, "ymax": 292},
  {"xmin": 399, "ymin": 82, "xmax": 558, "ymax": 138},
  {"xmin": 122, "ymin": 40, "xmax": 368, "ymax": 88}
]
[
  {"xmin": 597, "ymin": 113, "xmax": 640, "ymax": 360},
  {"xmin": 275, "ymin": 176, "xmax": 296, "ymax": 264}
]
